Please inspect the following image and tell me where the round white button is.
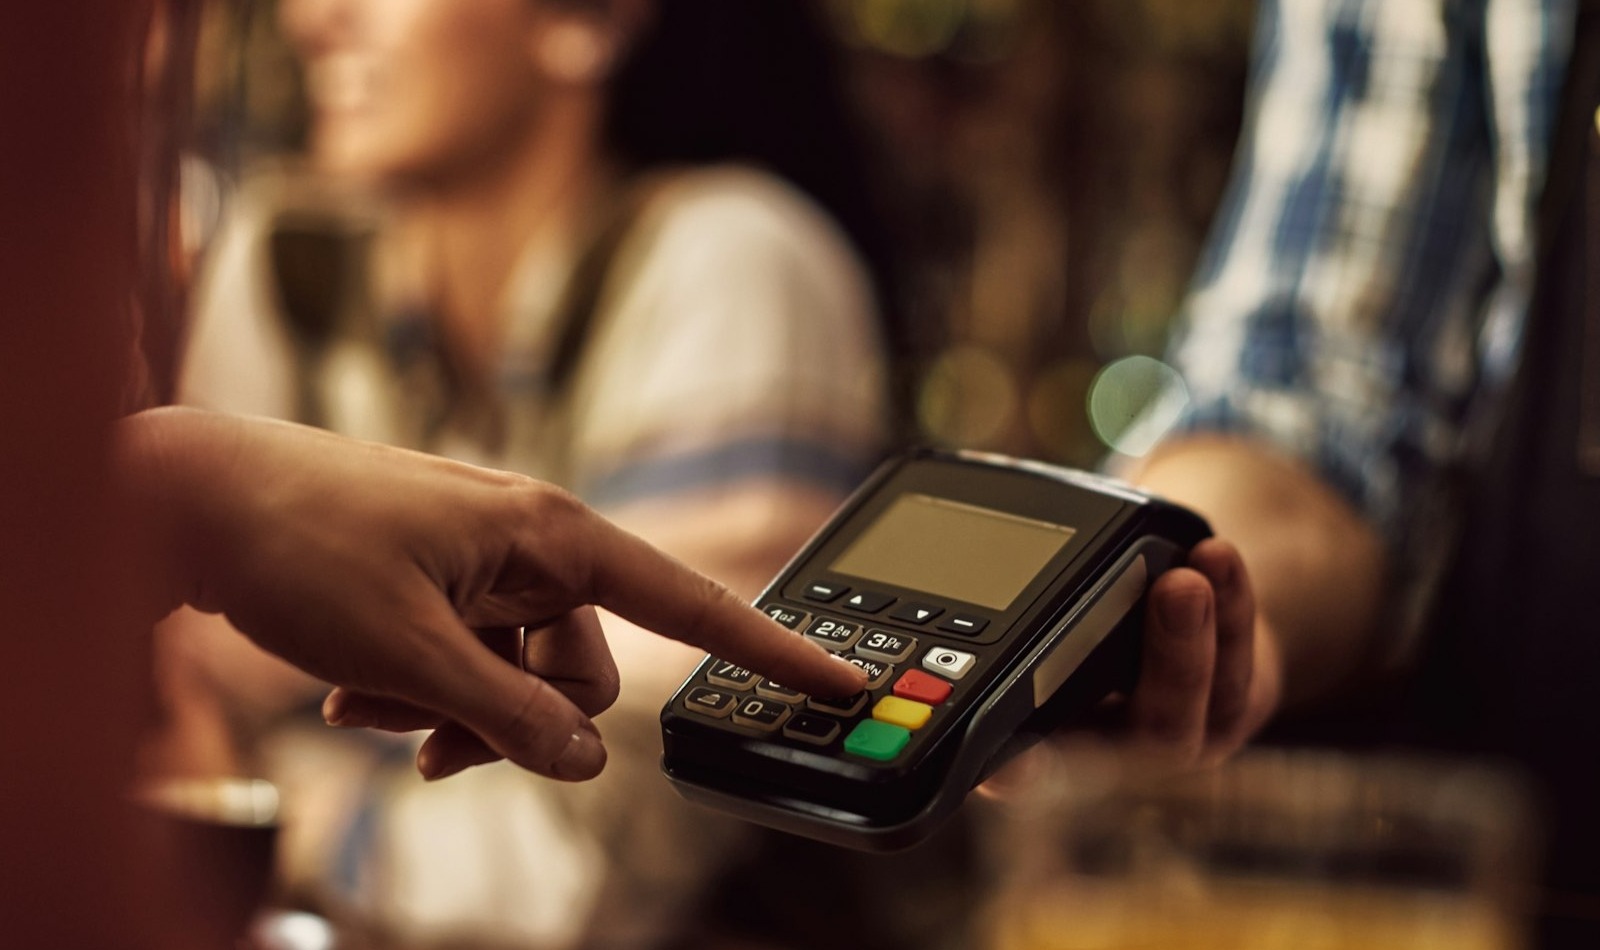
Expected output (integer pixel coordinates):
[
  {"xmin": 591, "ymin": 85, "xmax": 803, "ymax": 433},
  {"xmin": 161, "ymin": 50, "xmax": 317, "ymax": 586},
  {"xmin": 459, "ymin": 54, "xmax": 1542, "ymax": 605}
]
[{"xmin": 922, "ymin": 647, "xmax": 976, "ymax": 680}]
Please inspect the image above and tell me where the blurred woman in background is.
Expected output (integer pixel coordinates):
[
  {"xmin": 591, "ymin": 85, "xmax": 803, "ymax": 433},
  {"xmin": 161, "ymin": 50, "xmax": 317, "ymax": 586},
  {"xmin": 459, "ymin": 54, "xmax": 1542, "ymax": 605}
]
[{"xmin": 160, "ymin": 0, "xmax": 894, "ymax": 945}]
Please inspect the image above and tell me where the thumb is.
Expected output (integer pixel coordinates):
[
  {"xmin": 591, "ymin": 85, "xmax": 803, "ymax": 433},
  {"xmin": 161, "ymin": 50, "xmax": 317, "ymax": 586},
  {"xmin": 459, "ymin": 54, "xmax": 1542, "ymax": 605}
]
[
  {"xmin": 443, "ymin": 669, "xmax": 608, "ymax": 781},
  {"xmin": 399, "ymin": 604, "xmax": 609, "ymax": 781}
]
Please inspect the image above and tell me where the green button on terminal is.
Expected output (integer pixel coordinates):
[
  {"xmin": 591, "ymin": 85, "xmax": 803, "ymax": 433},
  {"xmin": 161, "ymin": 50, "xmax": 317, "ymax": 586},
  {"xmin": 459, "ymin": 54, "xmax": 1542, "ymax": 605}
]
[{"xmin": 844, "ymin": 719, "xmax": 910, "ymax": 761}]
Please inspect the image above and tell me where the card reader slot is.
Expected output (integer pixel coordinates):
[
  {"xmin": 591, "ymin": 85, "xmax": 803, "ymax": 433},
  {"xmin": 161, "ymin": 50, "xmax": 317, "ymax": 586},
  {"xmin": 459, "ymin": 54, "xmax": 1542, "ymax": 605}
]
[{"xmin": 1030, "ymin": 554, "xmax": 1148, "ymax": 707}]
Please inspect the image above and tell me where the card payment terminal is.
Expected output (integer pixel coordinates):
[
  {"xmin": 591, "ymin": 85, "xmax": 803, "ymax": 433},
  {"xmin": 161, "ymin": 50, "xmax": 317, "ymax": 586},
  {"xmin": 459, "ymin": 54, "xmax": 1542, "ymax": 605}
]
[{"xmin": 659, "ymin": 449, "xmax": 1210, "ymax": 851}]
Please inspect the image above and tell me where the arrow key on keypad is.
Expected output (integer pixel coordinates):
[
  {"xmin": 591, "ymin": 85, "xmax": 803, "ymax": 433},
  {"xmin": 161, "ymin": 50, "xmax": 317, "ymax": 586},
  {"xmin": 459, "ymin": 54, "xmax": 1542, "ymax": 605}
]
[{"xmin": 889, "ymin": 602, "xmax": 944, "ymax": 625}]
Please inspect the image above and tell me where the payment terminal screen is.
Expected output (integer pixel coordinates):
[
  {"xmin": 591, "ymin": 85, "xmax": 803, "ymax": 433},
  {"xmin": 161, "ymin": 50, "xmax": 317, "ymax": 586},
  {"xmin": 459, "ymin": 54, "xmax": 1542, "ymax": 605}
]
[{"xmin": 829, "ymin": 494, "xmax": 1076, "ymax": 610}]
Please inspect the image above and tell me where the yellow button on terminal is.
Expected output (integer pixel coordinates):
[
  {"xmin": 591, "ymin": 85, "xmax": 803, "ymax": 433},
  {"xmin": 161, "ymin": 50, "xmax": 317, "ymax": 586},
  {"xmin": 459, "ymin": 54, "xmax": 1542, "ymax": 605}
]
[{"xmin": 872, "ymin": 695, "xmax": 933, "ymax": 731}]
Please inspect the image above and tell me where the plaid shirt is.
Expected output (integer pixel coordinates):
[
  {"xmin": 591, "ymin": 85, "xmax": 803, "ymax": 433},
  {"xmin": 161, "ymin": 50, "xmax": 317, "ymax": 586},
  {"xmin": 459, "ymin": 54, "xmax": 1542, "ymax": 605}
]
[{"xmin": 1159, "ymin": 0, "xmax": 1576, "ymax": 608}]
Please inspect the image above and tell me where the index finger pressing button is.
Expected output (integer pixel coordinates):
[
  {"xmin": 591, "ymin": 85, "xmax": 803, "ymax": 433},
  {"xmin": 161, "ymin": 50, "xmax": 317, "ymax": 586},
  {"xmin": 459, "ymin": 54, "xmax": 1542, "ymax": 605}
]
[
  {"xmin": 844, "ymin": 656, "xmax": 893, "ymax": 690},
  {"xmin": 756, "ymin": 680, "xmax": 806, "ymax": 704},
  {"xmin": 807, "ymin": 691, "xmax": 867, "ymax": 717}
]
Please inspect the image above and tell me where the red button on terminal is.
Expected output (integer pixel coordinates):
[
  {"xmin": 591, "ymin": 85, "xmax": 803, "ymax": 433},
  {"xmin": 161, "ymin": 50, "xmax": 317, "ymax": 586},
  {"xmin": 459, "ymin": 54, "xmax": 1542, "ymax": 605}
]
[{"xmin": 892, "ymin": 669, "xmax": 953, "ymax": 706}]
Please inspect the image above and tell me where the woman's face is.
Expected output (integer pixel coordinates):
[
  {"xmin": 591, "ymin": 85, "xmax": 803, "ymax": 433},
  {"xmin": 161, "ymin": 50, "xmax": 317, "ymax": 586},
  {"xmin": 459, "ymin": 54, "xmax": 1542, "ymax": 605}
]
[{"xmin": 281, "ymin": 0, "xmax": 549, "ymax": 183}]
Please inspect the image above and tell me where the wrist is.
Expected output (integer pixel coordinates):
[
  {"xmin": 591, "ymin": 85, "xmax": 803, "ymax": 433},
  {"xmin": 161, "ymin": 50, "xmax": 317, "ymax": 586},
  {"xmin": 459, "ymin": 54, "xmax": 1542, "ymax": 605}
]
[{"xmin": 114, "ymin": 407, "xmax": 245, "ymax": 614}]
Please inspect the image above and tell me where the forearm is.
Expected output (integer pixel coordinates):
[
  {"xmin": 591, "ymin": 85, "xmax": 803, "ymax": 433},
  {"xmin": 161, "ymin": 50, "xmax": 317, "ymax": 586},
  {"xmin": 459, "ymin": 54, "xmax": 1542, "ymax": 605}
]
[
  {"xmin": 1125, "ymin": 434, "xmax": 1388, "ymax": 708},
  {"xmin": 115, "ymin": 407, "xmax": 342, "ymax": 618}
]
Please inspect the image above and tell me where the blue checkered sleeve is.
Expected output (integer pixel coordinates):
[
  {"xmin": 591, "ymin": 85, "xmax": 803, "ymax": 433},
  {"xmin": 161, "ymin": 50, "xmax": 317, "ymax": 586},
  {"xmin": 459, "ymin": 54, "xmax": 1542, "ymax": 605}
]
[{"xmin": 1161, "ymin": 0, "xmax": 1572, "ymax": 564}]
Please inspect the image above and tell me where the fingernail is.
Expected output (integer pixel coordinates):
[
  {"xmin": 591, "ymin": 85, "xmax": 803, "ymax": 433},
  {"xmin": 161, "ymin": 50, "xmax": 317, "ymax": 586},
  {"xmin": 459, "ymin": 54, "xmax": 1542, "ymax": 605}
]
[
  {"xmin": 321, "ymin": 695, "xmax": 349, "ymax": 727},
  {"xmin": 1157, "ymin": 591, "xmax": 1208, "ymax": 632},
  {"xmin": 832, "ymin": 652, "xmax": 869, "ymax": 681},
  {"xmin": 551, "ymin": 729, "xmax": 606, "ymax": 781}
]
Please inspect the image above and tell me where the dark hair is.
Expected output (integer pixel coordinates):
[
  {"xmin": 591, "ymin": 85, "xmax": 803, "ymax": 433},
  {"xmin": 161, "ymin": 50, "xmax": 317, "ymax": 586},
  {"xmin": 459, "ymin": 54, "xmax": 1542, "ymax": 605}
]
[{"xmin": 602, "ymin": 0, "xmax": 906, "ymax": 374}]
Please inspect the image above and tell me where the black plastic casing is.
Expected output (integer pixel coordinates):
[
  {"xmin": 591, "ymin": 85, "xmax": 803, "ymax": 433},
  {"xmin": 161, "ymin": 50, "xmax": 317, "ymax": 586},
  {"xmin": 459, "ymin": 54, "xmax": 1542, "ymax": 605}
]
[{"xmin": 659, "ymin": 449, "xmax": 1210, "ymax": 852}]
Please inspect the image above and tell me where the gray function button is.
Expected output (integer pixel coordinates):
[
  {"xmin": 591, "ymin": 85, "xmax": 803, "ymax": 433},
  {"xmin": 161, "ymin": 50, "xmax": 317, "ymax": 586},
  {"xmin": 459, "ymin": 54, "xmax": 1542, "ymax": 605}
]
[
  {"xmin": 804, "ymin": 616, "xmax": 863, "ymax": 651},
  {"xmin": 937, "ymin": 614, "xmax": 989, "ymax": 637},
  {"xmin": 683, "ymin": 687, "xmax": 737, "ymax": 719},
  {"xmin": 840, "ymin": 590, "xmax": 896, "ymax": 614},
  {"xmin": 783, "ymin": 713, "xmax": 842, "ymax": 746},
  {"xmin": 889, "ymin": 602, "xmax": 943, "ymax": 625},
  {"xmin": 732, "ymin": 696, "xmax": 791, "ymax": 732},
  {"xmin": 856, "ymin": 629, "xmax": 917, "ymax": 664},
  {"xmin": 762, "ymin": 604, "xmax": 809, "ymax": 630},
  {"xmin": 803, "ymin": 581, "xmax": 849, "ymax": 603},
  {"xmin": 844, "ymin": 655, "xmax": 894, "ymax": 690},
  {"xmin": 922, "ymin": 647, "xmax": 977, "ymax": 680},
  {"xmin": 706, "ymin": 660, "xmax": 758, "ymax": 691},
  {"xmin": 756, "ymin": 680, "xmax": 807, "ymax": 704}
]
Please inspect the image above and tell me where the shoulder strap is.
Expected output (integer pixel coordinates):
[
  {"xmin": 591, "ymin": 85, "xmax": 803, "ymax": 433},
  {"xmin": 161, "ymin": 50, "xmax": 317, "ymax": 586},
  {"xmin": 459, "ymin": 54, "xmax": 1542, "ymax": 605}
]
[{"xmin": 542, "ymin": 174, "xmax": 675, "ymax": 398}]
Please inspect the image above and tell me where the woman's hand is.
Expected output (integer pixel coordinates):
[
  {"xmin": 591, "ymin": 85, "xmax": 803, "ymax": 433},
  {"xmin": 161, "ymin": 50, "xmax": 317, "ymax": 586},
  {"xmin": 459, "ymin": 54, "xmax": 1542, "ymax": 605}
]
[{"xmin": 118, "ymin": 407, "xmax": 865, "ymax": 782}]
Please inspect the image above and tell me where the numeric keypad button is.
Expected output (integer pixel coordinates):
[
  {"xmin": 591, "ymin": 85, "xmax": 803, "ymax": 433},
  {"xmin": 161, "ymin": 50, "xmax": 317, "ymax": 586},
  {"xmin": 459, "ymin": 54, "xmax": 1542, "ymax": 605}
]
[
  {"xmin": 856, "ymin": 629, "xmax": 917, "ymax": 663},
  {"xmin": 845, "ymin": 655, "xmax": 894, "ymax": 690},
  {"xmin": 732, "ymin": 696, "xmax": 792, "ymax": 733},
  {"xmin": 762, "ymin": 604, "xmax": 810, "ymax": 630},
  {"xmin": 756, "ymin": 680, "xmax": 806, "ymax": 703},
  {"xmin": 706, "ymin": 660, "xmax": 758, "ymax": 690},
  {"xmin": 807, "ymin": 691, "xmax": 868, "ymax": 717},
  {"xmin": 804, "ymin": 616, "xmax": 862, "ymax": 651}
]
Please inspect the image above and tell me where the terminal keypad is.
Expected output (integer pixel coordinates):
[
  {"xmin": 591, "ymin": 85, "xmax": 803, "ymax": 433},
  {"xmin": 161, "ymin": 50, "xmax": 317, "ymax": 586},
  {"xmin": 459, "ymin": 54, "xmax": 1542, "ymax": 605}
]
[{"xmin": 686, "ymin": 596, "xmax": 986, "ymax": 764}]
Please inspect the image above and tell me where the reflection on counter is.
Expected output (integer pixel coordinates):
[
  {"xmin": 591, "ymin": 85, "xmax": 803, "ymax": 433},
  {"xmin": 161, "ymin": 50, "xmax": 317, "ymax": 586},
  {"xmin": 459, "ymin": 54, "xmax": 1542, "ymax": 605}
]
[{"xmin": 984, "ymin": 747, "xmax": 1536, "ymax": 950}]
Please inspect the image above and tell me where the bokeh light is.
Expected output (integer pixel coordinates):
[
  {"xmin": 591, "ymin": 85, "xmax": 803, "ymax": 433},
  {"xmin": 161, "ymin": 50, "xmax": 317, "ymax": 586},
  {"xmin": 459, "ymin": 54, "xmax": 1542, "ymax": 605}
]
[
  {"xmin": 1086, "ymin": 354, "xmax": 1189, "ymax": 457},
  {"xmin": 917, "ymin": 343, "xmax": 1021, "ymax": 448},
  {"xmin": 1025, "ymin": 358, "xmax": 1101, "ymax": 463},
  {"xmin": 833, "ymin": 0, "xmax": 968, "ymax": 59}
]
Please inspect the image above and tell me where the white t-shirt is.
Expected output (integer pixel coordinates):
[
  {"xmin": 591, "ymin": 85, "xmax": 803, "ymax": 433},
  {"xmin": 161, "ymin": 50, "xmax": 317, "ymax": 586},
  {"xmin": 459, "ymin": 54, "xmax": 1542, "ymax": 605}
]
[{"xmin": 181, "ymin": 165, "xmax": 888, "ymax": 508}]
